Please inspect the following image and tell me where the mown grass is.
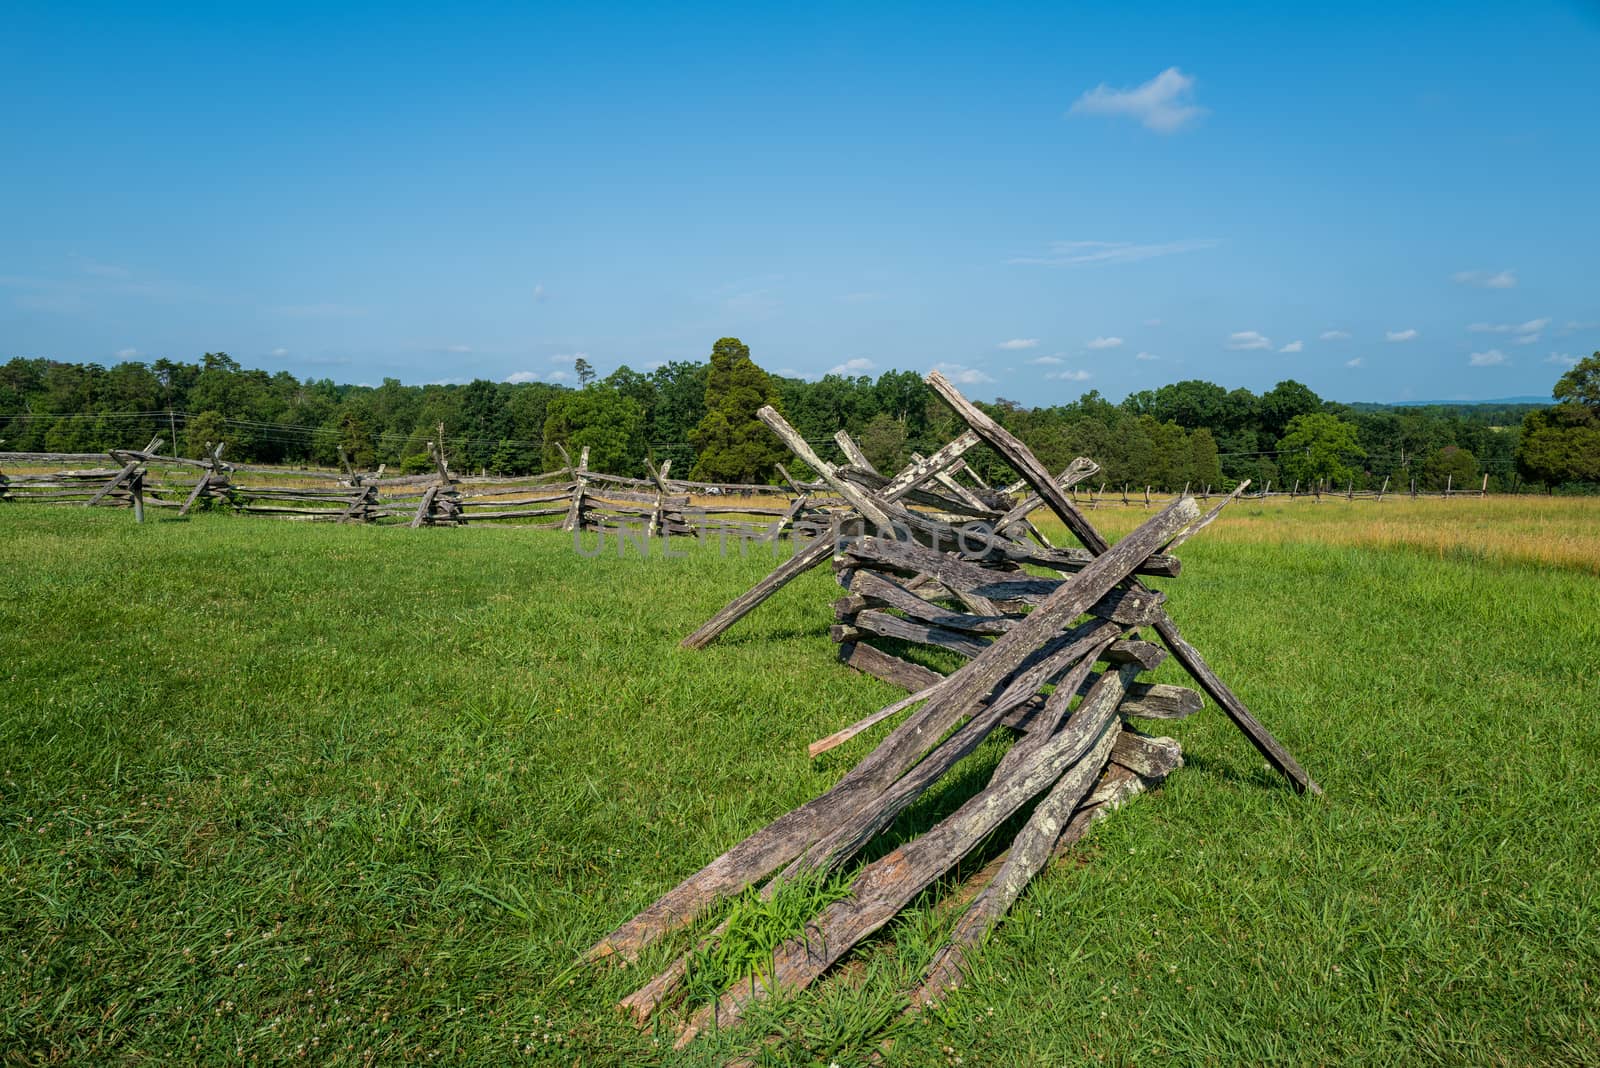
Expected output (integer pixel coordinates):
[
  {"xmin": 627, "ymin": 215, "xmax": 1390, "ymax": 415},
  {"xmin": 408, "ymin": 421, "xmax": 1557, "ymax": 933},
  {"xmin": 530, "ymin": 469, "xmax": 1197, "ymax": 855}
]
[{"xmin": 2, "ymin": 503, "xmax": 1598, "ymax": 1065}]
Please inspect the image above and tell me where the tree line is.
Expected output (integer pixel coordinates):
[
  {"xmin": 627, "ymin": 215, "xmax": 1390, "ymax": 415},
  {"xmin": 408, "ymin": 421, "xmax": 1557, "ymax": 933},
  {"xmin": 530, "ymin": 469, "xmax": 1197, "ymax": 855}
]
[{"xmin": 3, "ymin": 341, "xmax": 1597, "ymax": 491}]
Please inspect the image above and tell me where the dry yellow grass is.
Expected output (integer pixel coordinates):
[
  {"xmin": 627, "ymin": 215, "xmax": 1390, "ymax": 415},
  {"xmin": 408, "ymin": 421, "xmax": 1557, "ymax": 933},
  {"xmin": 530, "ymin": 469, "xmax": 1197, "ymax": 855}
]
[{"xmin": 1060, "ymin": 494, "xmax": 1600, "ymax": 575}]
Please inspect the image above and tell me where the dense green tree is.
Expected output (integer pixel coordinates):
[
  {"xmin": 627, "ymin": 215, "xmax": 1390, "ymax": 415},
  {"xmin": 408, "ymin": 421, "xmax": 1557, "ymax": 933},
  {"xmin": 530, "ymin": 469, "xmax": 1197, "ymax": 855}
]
[
  {"xmin": 1553, "ymin": 353, "xmax": 1600, "ymax": 410},
  {"xmin": 1516, "ymin": 403, "xmax": 1600, "ymax": 486},
  {"xmin": 858, "ymin": 412, "xmax": 908, "ymax": 473},
  {"xmin": 541, "ymin": 387, "xmax": 646, "ymax": 475},
  {"xmin": 1260, "ymin": 379, "xmax": 1323, "ymax": 439},
  {"xmin": 1278, "ymin": 412, "xmax": 1365, "ymax": 485},
  {"xmin": 1422, "ymin": 445, "xmax": 1478, "ymax": 491},
  {"xmin": 689, "ymin": 338, "xmax": 787, "ymax": 483}
]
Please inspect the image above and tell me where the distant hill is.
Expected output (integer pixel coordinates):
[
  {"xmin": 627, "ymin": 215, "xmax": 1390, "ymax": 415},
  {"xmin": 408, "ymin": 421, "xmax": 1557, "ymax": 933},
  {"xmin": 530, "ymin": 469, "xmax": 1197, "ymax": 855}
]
[{"xmin": 1346, "ymin": 397, "xmax": 1548, "ymax": 412}]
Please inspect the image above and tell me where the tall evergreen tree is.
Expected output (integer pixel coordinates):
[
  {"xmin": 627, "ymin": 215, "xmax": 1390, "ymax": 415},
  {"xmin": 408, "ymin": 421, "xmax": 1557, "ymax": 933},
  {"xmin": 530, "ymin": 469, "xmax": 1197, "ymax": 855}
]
[{"xmin": 689, "ymin": 337, "xmax": 786, "ymax": 482}]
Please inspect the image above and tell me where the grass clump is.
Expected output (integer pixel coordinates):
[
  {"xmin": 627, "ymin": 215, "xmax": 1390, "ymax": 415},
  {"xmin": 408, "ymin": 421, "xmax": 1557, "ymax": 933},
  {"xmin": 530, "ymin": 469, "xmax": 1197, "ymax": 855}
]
[{"xmin": 683, "ymin": 867, "xmax": 854, "ymax": 1005}]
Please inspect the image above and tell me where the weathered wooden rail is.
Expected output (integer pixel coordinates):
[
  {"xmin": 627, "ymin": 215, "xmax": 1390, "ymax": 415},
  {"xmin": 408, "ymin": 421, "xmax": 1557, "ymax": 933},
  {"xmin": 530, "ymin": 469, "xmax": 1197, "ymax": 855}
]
[{"xmin": 594, "ymin": 372, "xmax": 1319, "ymax": 1051}]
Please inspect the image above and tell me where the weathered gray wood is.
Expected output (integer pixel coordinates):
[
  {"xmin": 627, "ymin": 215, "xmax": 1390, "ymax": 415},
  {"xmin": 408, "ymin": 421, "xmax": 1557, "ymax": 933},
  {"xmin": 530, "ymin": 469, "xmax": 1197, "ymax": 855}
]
[
  {"xmin": 834, "ymin": 430, "xmax": 877, "ymax": 473},
  {"xmin": 678, "ymin": 435, "xmax": 984, "ymax": 650},
  {"xmin": 910, "ymin": 669, "xmax": 1134, "ymax": 1002},
  {"xmin": 178, "ymin": 472, "xmax": 212, "ymax": 516},
  {"xmin": 851, "ymin": 610, "xmax": 991, "ymax": 659},
  {"xmin": 1109, "ymin": 728, "xmax": 1184, "ymax": 779},
  {"xmin": 1102, "ymin": 639, "xmax": 1168, "ymax": 670},
  {"xmin": 410, "ymin": 484, "xmax": 439, "ymax": 529},
  {"xmin": 926, "ymin": 370, "xmax": 1320, "ymax": 796},
  {"xmin": 597, "ymin": 503, "xmax": 1193, "ymax": 961},
  {"xmin": 677, "ymin": 657, "xmax": 1131, "ymax": 1045},
  {"xmin": 837, "ymin": 640, "xmax": 944, "ymax": 692},
  {"xmin": 757, "ymin": 406, "xmax": 896, "ymax": 532},
  {"xmin": 1161, "ymin": 479, "xmax": 1250, "ymax": 552}
]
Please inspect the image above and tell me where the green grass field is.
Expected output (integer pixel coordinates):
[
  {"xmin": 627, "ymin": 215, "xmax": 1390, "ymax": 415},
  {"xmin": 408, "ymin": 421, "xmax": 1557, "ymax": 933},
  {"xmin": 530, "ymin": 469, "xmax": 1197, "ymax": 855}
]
[{"xmin": 3, "ymin": 504, "xmax": 1598, "ymax": 1065}]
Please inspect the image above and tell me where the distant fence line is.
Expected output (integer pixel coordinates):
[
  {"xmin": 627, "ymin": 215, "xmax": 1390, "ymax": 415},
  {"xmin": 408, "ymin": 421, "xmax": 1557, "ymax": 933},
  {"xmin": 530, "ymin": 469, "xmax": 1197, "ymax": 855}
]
[
  {"xmin": 1069, "ymin": 473, "xmax": 1490, "ymax": 508},
  {"xmin": 0, "ymin": 443, "xmax": 1500, "ymax": 539},
  {"xmin": 0, "ymin": 442, "xmax": 860, "ymax": 539}
]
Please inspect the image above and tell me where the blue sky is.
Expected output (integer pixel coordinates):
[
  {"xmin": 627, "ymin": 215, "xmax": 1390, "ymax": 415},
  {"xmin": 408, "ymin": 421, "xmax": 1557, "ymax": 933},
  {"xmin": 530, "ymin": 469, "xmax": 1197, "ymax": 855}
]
[{"xmin": 4, "ymin": 1, "xmax": 1598, "ymax": 402}]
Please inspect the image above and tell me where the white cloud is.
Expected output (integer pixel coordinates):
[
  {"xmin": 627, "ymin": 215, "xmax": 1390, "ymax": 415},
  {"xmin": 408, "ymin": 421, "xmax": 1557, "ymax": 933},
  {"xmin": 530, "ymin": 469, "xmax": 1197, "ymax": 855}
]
[
  {"xmin": 1468, "ymin": 349, "xmax": 1507, "ymax": 366},
  {"xmin": 1345, "ymin": 357, "xmax": 1364, "ymax": 368},
  {"xmin": 1046, "ymin": 369, "xmax": 1093, "ymax": 382},
  {"xmin": 1452, "ymin": 269, "xmax": 1517, "ymax": 289},
  {"xmin": 550, "ymin": 351, "xmax": 589, "ymax": 364},
  {"xmin": 828, "ymin": 357, "xmax": 876, "ymax": 376},
  {"xmin": 1512, "ymin": 332, "xmax": 1541, "ymax": 346},
  {"xmin": 1470, "ymin": 318, "xmax": 1550, "ymax": 334},
  {"xmin": 1086, "ymin": 336, "xmax": 1124, "ymax": 350},
  {"xmin": 1144, "ymin": 317, "xmax": 1162, "ymax": 327},
  {"xmin": 933, "ymin": 361, "xmax": 994, "ymax": 385},
  {"xmin": 531, "ymin": 283, "xmax": 547, "ymax": 302},
  {"xmin": 1135, "ymin": 351, "xmax": 1159, "ymax": 361},
  {"xmin": 1028, "ymin": 355, "xmax": 1064, "ymax": 365},
  {"xmin": 1386, "ymin": 329, "xmax": 1419, "ymax": 342},
  {"xmin": 1320, "ymin": 329, "xmax": 1351, "ymax": 341},
  {"xmin": 114, "ymin": 347, "xmax": 141, "ymax": 359},
  {"xmin": 1226, "ymin": 330, "xmax": 1272, "ymax": 350},
  {"xmin": 428, "ymin": 377, "xmax": 469, "ymax": 386},
  {"xmin": 776, "ymin": 367, "xmax": 817, "ymax": 381},
  {"xmin": 270, "ymin": 347, "xmax": 289, "ymax": 357},
  {"xmin": 1069, "ymin": 67, "xmax": 1208, "ymax": 133},
  {"xmin": 998, "ymin": 338, "xmax": 1039, "ymax": 350},
  {"xmin": 1008, "ymin": 238, "xmax": 1217, "ymax": 267},
  {"xmin": 505, "ymin": 371, "xmax": 540, "ymax": 383},
  {"xmin": 1545, "ymin": 353, "xmax": 1578, "ymax": 367},
  {"xmin": 547, "ymin": 370, "xmax": 575, "ymax": 383},
  {"xmin": 1279, "ymin": 340, "xmax": 1303, "ymax": 353},
  {"xmin": 447, "ymin": 344, "xmax": 472, "ymax": 354}
]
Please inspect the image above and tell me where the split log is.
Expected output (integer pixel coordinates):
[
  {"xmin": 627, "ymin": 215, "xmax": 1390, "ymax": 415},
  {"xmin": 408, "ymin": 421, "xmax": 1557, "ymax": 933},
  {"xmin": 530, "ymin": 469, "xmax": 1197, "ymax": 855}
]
[{"xmin": 591, "ymin": 497, "xmax": 1197, "ymax": 962}]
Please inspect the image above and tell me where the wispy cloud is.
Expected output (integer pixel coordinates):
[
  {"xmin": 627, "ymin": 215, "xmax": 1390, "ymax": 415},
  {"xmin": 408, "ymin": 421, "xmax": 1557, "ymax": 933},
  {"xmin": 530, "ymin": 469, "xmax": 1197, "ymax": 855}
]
[
  {"xmin": 933, "ymin": 361, "xmax": 994, "ymax": 385},
  {"xmin": 1144, "ymin": 317, "xmax": 1162, "ymax": 327},
  {"xmin": 1468, "ymin": 349, "xmax": 1507, "ymax": 366},
  {"xmin": 776, "ymin": 367, "xmax": 817, "ymax": 381},
  {"xmin": 1279, "ymin": 340, "xmax": 1303, "ymax": 353},
  {"xmin": 1009, "ymin": 239, "xmax": 1217, "ymax": 267},
  {"xmin": 829, "ymin": 357, "xmax": 876, "ymax": 376},
  {"xmin": 446, "ymin": 344, "xmax": 472, "ymax": 354},
  {"xmin": 531, "ymin": 283, "xmax": 547, "ymax": 303},
  {"xmin": 1386, "ymin": 329, "xmax": 1419, "ymax": 342},
  {"xmin": 547, "ymin": 370, "xmax": 575, "ymax": 383},
  {"xmin": 505, "ymin": 370, "xmax": 540, "ymax": 383},
  {"xmin": 1226, "ymin": 331, "xmax": 1271, "ymax": 351},
  {"xmin": 1046, "ymin": 369, "xmax": 1093, "ymax": 382},
  {"xmin": 840, "ymin": 291, "xmax": 884, "ymax": 304},
  {"xmin": 1028, "ymin": 355, "xmax": 1063, "ymax": 365},
  {"xmin": 270, "ymin": 347, "xmax": 289, "ymax": 357},
  {"xmin": 1135, "ymin": 351, "xmax": 1159, "ymax": 361},
  {"xmin": 1545, "ymin": 353, "xmax": 1578, "ymax": 367},
  {"xmin": 1453, "ymin": 269, "xmax": 1517, "ymax": 289},
  {"xmin": 114, "ymin": 347, "xmax": 141, "ymax": 359},
  {"xmin": 1086, "ymin": 336, "xmax": 1124, "ymax": 350},
  {"xmin": 1346, "ymin": 357, "xmax": 1364, "ymax": 368},
  {"xmin": 550, "ymin": 351, "xmax": 589, "ymax": 364},
  {"xmin": 1469, "ymin": 318, "xmax": 1549, "ymax": 334},
  {"xmin": 1069, "ymin": 67, "xmax": 1208, "ymax": 133},
  {"xmin": 1320, "ymin": 329, "xmax": 1351, "ymax": 341},
  {"xmin": 998, "ymin": 338, "xmax": 1039, "ymax": 350},
  {"xmin": 429, "ymin": 377, "xmax": 469, "ymax": 386}
]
